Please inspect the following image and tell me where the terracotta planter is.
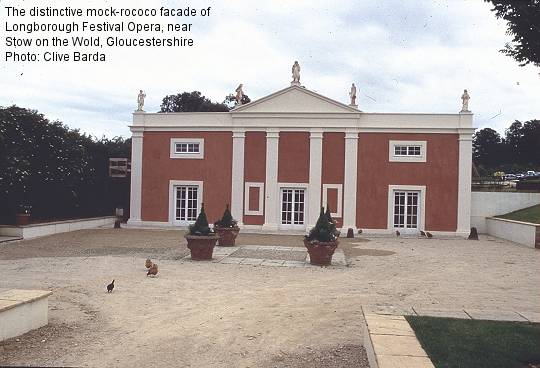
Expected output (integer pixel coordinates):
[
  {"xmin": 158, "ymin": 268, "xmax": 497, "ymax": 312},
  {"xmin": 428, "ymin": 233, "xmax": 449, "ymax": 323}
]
[
  {"xmin": 304, "ymin": 238, "xmax": 339, "ymax": 266},
  {"xmin": 15, "ymin": 213, "xmax": 31, "ymax": 226},
  {"xmin": 185, "ymin": 234, "xmax": 219, "ymax": 260},
  {"xmin": 214, "ymin": 226, "xmax": 240, "ymax": 246}
]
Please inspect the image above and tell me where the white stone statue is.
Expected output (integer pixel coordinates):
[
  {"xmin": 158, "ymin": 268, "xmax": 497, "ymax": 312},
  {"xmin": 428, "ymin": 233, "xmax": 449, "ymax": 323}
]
[
  {"xmin": 461, "ymin": 89, "xmax": 470, "ymax": 112},
  {"xmin": 291, "ymin": 61, "xmax": 301, "ymax": 85},
  {"xmin": 137, "ymin": 90, "xmax": 146, "ymax": 111},
  {"xmin": 349, "ymin": 83, "xmax": 357, "ymax": 106},
  {"xmin": 235, "ymin": 84, "xmax": 244, "ymax": 105}
]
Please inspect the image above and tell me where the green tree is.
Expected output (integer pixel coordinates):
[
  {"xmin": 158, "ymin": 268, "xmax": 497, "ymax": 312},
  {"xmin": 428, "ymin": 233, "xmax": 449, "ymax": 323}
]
[
  {"xmin": 223, "ymin": 93, "xmax": 252, "ymax": 109},
  {"xmin": 473, "ymin": 128, "xmax": 504, "ymax": 166},
  {"xmin": 485, "ymin": 0, "xmax": 540, "ymax": 67},
  {"xmin": 519, "ymin": 120, "xmax": 540, "ymax": 166},
  {"xmin": 159, "ymin": 91, "xmax": 229, "ymax": 112}
]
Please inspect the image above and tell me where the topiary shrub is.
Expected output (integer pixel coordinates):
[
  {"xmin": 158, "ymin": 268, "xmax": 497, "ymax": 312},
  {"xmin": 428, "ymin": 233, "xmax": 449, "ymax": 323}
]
[
  {"xmin": 214, "ymin": 204, "xmax": 237, "ymax": 228},
  {"xmin": 305, "ymin": 206, "xmax": 338, "ymax": 243},
  {"xmin": 188, "ymin": 203, "xmax": 212, "ymax": 236}
]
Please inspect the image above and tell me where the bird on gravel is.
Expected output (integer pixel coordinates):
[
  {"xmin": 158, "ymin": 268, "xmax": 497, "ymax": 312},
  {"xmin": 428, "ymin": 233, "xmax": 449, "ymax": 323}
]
[
  {"xmin": 426, "ymin": 232, "xmax": 433, "ymax": 238},
  {"xmin": 420, "ymin": 230, "xmax": 426, "ymax": 237},
  {"xmin": 395, "ymin": 230, "xmax": 400, "ymax": 237},
  {"xmin": 147, "ymin": 263, "xmax": 158, "ymax": 277},
  {"xmin": 145, "ymin": 258, "xmax": 153, "ymax": 269},
  {"xmin": 106, "ymin": 279, "xmax": 115, "ymax": 293}
]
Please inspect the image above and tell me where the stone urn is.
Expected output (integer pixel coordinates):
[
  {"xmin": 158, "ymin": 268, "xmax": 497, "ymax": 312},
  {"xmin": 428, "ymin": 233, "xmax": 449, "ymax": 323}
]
[
  {"xmin": 15, "ymin": 213, "xmax": 31, "ymax": 226},
  {"xmin": 185, "ymin": 234, "xmax": 219, "ymax": 260},
  {"xmin": 214, "ymin": 226, "xmax": 240, "ymax": 247},
  {"xmin": 304, "ymin": 238, "xmax": 339, "ymax": 266}
]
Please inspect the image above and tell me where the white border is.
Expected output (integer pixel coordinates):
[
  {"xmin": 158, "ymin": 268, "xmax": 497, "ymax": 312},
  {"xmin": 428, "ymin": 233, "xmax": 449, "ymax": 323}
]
[
  {"xmin": 278, "ymin": 183, "xmax": 308, "ymax": 230},
  {"xmin": 322, "ymin": 184, "xmax": 343, "ymax": 218},
  {"xmin": 169, "ymin": 138, "xmax": 204, "ymax": 159},
  {"xmin": 168, "ymin": 180, "xmax": 204, "ymax": 225},
  {"xmin": 387, "ymin": 185, "xmax": 426, "ymax": 232},
  {"xmin": 244, "ymin": 182, "xmax": 264, "ymax": 216},
  {"xmin": 388, "ymin": 140, "xmax": 427, "ymax": 163}
]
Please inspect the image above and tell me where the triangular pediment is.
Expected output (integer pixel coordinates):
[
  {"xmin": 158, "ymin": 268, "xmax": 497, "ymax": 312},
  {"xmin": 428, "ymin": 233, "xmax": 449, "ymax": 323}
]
[{"xmin": 232, "ymin": 85, "xmax": 359, "ymax": 113}]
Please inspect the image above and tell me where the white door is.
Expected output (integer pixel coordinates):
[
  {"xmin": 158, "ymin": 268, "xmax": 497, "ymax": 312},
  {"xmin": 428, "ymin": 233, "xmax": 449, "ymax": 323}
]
[
  {"xmin": 393, "ymin": 191, "xmax": 420, "ymax": 230},
  {"xmin": 175, "ymin": 186, "xmax": 199, "ymax": 224},
  {"xmin": 280, "ymin": 188, "xmax": 306, "ymax": 229}
]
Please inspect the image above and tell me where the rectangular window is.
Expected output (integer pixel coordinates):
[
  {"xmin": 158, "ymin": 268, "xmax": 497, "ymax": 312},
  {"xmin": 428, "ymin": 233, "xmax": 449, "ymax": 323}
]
[
  {"xmin": 389, "ymin": 140, "xmax": 426, "ymax": 162},
  {"xmin": 393, "ymin": 191, "xmax": 419, "ymax": 229},
  {"xmin": 170, "ymin": 138, "xmax": 204, "ymax": 159},
  {"xmin": 175, "ymin": 186, "xmax": 199, "ymax": 221},
  {"xmin": 281, "ymin": 188, "xmax": 305, "ymax": 225}
]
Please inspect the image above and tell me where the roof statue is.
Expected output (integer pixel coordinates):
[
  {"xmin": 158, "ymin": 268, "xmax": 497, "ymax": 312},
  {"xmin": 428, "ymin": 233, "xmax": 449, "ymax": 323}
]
[
  {"xmin": 349, "ymin": 83, "xmax": 357, "ymax": 107},
  {"xmin": 460, "ymin": 89, "xmax": 470, "ymax": 113},
  {"xmin": 291, "ymin": 61, "xmax": 301, "ymax": 86},
  {"xmin": 235, "ymin": 84, "xmax": 244, "ymax": 106},
  {"xmin": 137, "ymin": 90, "xmax": 146, "ymax": 111}
]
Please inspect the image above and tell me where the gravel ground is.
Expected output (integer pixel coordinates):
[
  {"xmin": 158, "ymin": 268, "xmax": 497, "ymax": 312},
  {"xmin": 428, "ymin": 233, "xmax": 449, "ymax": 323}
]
[{"xmin": 0, "ymin": 227, "xmax": 538, "ymax": 367}]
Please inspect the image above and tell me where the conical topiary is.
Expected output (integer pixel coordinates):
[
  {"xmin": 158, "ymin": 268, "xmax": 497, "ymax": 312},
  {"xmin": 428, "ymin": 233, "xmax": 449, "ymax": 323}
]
[
  {"xmin": 305, "ymin": 206, "xmax": 337, "ymax": 243},
  {"xmin": 188, "ymin": 203, "xmax": 212, "ymax": 236},
  {"xmin": 324, "ymin": 206, "xmax": 340, "ymax": 238},
  {"xmin": 214, "ymin": 204, "xmax": 237, "ymax": 228}
]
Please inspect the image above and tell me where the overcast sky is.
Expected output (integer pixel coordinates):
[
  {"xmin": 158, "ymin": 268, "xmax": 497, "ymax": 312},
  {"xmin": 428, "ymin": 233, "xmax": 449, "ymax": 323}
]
[{"xmin": 1, "ymin": 0, "xmax": 539, "ymax": 138}]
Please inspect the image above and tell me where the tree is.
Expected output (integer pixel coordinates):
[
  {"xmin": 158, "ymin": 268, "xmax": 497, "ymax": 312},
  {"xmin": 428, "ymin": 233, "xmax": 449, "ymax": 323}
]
[
  {"xmin": 159, "ymin": 91, "xmax": 229, "ymax": 112},
  {"xmin": 485, "ymin": 0, "xmax": 540, "ymax": 67},
  {"xmin": 517, "ymin": 120, "xmax": 540, "ymax": 165},
  {"xmin": 473, "ymin": 128, "xmax": 504, "ymax": 166}
]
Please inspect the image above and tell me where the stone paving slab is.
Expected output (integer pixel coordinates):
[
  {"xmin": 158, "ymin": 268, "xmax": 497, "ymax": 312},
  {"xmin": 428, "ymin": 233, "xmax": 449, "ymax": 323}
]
[
  {"xmin": 413, "ymin": 307, "xmax": 471, "ymax": 319},
  {"xmin": 364, "ymin": 305, "xmax": 417, "ymax": 316},
  {"xmin": 218, "ymin": 257, "xmax": 243, "ymax": 265},
  {"xmin": 371, "ymin": 334, "xmax": 428, "ymax": 357},
  {"xmin": 239, "ymin": 258, "xmax": 263, "ymax": 266},
  {"xmin": 377, "ymin": 355, "xmax": 435, "ymax": 368},
  {"xmin": 517, "ymin": 311, "xmax": 540, "ymax": 323},
  {"xmin": 465, "ymin": 309, "xmax": 528, "ymax": 322}
]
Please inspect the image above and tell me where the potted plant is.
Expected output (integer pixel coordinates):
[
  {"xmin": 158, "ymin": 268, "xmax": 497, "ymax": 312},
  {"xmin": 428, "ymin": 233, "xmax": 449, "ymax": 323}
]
[
  {"xmin": 213, "ymin": 204, "xmax": 240, "ymax": 246},
  {"xmin": 15, "ymin": 204, "xmax": 32, "ymax": 226},
  {"xmin": 304, "ymin": 206, "xmax": 340, "ymax": 266},
  {"xmin": 184, "ymin": 203, "xmax": 219, "ymax": 260}
]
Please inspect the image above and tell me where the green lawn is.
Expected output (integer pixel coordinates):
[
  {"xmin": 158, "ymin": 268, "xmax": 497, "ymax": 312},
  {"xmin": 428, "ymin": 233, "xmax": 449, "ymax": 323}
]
[
  {"xmin": 405, "ymin": 316, "xmax": 540, "ymax": 368},
  {"xmin": 496, "ymin": 204, "xmax": 540, "ymax": 224}
]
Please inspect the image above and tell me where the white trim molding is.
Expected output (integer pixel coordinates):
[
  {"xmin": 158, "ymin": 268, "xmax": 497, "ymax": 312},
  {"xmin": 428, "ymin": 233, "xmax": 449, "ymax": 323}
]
[
  {"xmin": 322, "ymin": 184, "xmax": 343, "ymax": 218},
  {"xmin": 244, "ymin": 182, "xmax": 264, "ymax": 216},
  {"xmin": 169, "ymin": 138, "xmax": 204, "ymax": 159},
  {"xmin": 168, "ymin": 180, "xmax": 204, "ymax": 226},
  {"xmin": 387, "ymin": 185, "xmax": 426, "ymax": 232},
  {"xmin": 388, "ymin": 140, "xmax": 427, "ymax": 163}
]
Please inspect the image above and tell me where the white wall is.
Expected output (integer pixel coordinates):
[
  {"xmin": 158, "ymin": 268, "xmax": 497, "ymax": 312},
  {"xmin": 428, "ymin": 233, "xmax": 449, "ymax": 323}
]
[
  {"xmin": 0, "ymin": 298, "xmax": 49, "ymax": 341},
  {"xmin": 471, "ymin": 192, "xmax": 540, "ymax": 233},
  {"xmin": 486, "ymin": 217, "xmax": 538, "ymax": 249}
]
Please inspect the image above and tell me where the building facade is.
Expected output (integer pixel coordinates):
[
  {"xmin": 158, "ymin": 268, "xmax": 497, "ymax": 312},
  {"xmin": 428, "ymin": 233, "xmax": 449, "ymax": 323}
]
[{"xmin": 128, "ymin": 84, "xmax": 474, "ymax": 236}]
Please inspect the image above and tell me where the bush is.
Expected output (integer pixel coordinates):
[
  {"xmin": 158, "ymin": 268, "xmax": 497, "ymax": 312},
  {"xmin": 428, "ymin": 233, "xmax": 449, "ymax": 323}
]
[
  {"xmin": 214, "ymin": 204, "xmax": 237, "ymax": 228},
  {"xmin": 305, "ymin": 206, "xmax": 338, "ymax": 243},
  {"xmin": 188, "ymin": 203, "xmax": 212, "ymax": 236}
]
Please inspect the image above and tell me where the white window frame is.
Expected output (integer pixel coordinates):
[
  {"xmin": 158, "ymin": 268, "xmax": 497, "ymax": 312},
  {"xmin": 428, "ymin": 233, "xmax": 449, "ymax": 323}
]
[
  {"xmin": 170, "ymin": 138, "xmax": 204, "ymax": 159},
  {"xmin": 322, "ymin": 184, "xmax": 343, "ymax": 218},
  {"xmin": 169, "ymin": 180, "xmax": 203, "ymax": 225},
  {"xmin": 387, "ymin": 185, "xmax": 426, "ymax": 232},
  {"xmin": 244, "ymin": 182, "xmax": 264, "ymax": 216},
  {"xmin": 389, "ymin": 140, "xmax": 427, "ymax": 162},
  {"xmin": 278, "ymin": 183, "xmax": 308, "ymax": 230}
]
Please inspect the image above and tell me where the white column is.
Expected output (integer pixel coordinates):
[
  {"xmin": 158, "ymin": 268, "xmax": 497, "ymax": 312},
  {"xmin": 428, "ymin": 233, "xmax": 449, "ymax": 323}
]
[
  {"xmin": 263, "ymin": 130, "xmax": 279, "ymax": 231},
  {"xmin": 230, "ymin": 130, "xmax": 245, "ymax": 225},
  {"xmin": 342, "ymin": 130, "xmax": 359, "ymax": 234},
  {"xmin": 308, "ymin": 130, "xmax": 323, "ymax": 227},
  {"xmin": 128, "ymin": 127, "xmax": 144, "ymax": 225},
  {"xmin": 456, "ymin": 132, "xmax": 473, "ymax": 236}
]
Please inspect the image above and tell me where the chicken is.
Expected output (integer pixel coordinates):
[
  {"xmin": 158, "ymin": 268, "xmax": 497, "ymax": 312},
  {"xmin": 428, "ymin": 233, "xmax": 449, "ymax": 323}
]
[
  {"xmin": 426, "ymin": 232, "xmax": 433, "ymax": 238},
  {"xmin": 145, "ymin": 259, "xmax": 153, "ymax": 269},
  {"xmin": 107, "ymin": 279, "xmax": 115, "ymax": 293},
  {"xmin": 395, "ymin": 230, "xmax": 400, "ymax": 237},
  {"xmin": 147, "ymin": 263, "xmax": 158, "ymax": 277}
]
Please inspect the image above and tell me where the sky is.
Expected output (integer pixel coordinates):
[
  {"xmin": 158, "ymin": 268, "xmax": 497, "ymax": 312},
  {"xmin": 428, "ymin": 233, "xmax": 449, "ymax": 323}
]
[{"xmin": 1, "ymin": 0, "xmax": 539, "ymax": 138}]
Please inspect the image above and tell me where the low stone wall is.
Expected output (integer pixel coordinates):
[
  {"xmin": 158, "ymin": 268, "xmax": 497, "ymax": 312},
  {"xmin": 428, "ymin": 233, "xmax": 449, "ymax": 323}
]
[
  {"xmin": 471, "ymin": 192, "xmax": 540, "ymax": 233},
  {"xmin": 0, "ymin": 216, "xmax": 116, "ymax": 239},
  {"xmin": 0, "ymin": 290, "xmax": 52, "ymax": 341},
  {"xmin": 486, "ymin": 217, "xmax": 539, "ymax": 249}
]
